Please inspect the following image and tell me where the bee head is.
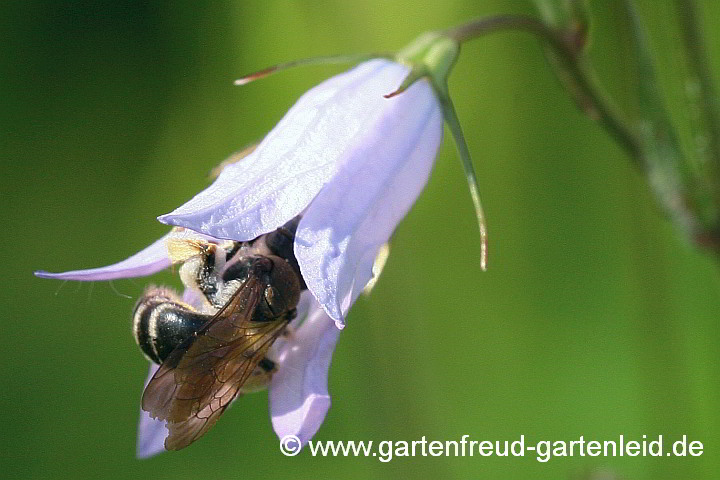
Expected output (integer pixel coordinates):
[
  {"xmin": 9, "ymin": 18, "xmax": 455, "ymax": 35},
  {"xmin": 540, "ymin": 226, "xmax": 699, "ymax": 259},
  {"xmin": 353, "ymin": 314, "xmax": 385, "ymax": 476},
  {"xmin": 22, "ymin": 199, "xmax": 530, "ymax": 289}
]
[{"xmin": 222, "ymin": 255, "xmax": 301, "ymax": 321}]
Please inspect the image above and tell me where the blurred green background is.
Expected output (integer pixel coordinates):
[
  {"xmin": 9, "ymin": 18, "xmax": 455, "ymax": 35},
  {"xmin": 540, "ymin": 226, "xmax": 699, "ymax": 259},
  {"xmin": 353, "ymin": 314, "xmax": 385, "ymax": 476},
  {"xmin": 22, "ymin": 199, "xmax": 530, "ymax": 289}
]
[{"xmin": 3, "ymin": 1, "xmax": 720, "ymax": 478}]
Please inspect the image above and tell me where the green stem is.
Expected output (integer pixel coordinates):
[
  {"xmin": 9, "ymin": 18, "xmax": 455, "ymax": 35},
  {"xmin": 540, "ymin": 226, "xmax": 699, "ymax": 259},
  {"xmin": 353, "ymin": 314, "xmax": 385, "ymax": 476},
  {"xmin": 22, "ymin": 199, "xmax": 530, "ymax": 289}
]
[
  {"xmin": 445, "ymin": 15, "xmax": 643, "ymax": 162},
  {"xmin": 438, "ymin": 90, "xmax": 488, "ymax": 271},
  {"xmin": 675, "ymin": 0, "xmax": 720, "ymax": 175}
]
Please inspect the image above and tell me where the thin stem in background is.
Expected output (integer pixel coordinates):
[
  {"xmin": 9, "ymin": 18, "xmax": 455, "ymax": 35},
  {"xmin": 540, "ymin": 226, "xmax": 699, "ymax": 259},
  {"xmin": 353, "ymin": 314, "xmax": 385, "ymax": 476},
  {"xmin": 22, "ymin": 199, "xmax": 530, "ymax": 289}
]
[
  {"xmin": 675, "ymin": 0, "xmax": 720, "ymax": 176},
  {"xmin": 234, "ymin": 52, "xmax": 394, "ymax": 85},
  {"xmin": 445, "ymin": 15, "xmax": 643, "ymax": 163}
]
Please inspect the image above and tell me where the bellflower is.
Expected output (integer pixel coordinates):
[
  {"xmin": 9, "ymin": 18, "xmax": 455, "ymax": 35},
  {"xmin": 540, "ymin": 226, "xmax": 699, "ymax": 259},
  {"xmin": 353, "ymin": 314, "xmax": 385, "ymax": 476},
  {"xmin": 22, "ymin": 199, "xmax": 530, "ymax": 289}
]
[{"xmin": 36, "ymin": 30, "xmax": 487, "ymax": 456}]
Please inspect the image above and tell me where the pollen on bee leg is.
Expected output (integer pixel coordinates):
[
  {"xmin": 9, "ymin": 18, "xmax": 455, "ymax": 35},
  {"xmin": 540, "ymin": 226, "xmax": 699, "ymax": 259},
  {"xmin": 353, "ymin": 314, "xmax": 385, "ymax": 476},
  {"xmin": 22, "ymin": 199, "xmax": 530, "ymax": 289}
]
[{"xmin": 166, "ymin": 237, "xmax": 216, "ymax": 264}]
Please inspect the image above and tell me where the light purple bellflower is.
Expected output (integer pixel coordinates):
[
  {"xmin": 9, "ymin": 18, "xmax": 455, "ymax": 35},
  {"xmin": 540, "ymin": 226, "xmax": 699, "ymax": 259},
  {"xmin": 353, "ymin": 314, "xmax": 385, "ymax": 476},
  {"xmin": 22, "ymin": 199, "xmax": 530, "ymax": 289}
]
[{"xmin": 36, "ymin": 55, "xmax": 455, "ymax": 456}]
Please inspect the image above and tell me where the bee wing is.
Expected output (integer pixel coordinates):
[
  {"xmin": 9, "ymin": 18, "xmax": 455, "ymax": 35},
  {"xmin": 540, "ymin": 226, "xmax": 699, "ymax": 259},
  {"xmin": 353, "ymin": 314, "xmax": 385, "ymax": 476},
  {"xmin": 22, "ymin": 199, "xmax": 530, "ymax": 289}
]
[{"xmin": 141, "ymin": 277, "xmax": 287, "ymax": 450}]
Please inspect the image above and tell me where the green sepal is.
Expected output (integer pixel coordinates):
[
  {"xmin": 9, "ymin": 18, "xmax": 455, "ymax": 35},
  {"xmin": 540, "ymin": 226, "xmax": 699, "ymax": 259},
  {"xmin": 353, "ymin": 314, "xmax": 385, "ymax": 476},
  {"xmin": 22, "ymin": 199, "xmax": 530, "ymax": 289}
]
[{"xmin": 394, "ymin": 32, "xmax": 459, "ymax": 96}]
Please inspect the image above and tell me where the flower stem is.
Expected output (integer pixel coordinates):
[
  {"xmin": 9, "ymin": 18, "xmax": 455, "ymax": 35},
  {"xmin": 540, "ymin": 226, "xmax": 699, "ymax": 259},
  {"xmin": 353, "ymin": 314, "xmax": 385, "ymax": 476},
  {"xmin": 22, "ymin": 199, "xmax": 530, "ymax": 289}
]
[
  {"xmin": 445, "ymin": 15, "xmax": 643, "ymax": 162},
  {"xmin": 438, "ymin": 90, "xmax": 488, "ymax": 271}
]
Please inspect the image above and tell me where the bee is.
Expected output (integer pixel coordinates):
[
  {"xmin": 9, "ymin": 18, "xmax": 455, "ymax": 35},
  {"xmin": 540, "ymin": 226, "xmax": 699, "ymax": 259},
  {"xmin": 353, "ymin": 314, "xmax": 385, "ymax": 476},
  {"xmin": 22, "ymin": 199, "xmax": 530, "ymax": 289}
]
[{"xmin": 132, "ymin": 217, "xmax": 305, "ymax": 450}]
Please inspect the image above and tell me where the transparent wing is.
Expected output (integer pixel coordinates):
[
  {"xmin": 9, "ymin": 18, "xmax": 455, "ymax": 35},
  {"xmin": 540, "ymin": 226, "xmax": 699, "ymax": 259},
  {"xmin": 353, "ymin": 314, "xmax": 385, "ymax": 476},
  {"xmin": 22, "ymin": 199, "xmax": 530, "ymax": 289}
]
[{"xmin": 141, "ymin": 277, "xmax": 287, "ymax": 450}]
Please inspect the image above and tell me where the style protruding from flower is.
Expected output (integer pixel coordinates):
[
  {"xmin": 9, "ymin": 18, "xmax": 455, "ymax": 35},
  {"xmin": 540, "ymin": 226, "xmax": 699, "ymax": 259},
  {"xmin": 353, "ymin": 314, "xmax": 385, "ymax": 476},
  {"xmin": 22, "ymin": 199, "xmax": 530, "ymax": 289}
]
[{"xmin": 35, "ymin": 26, "xmax": 489, "ymax": 457}]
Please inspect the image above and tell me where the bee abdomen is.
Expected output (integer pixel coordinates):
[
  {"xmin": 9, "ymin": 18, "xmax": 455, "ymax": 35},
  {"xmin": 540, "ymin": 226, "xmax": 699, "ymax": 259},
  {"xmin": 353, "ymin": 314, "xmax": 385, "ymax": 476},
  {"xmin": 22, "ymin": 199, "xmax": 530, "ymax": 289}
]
[{"xmin": 132, "ymin": 289, "xmax": 209, "ymax": 365}]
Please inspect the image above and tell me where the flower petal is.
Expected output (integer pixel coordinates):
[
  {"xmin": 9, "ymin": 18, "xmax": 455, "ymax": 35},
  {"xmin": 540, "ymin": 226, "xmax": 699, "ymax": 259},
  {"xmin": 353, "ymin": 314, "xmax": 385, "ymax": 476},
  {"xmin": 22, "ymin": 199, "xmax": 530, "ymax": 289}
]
[
  {"xmin": 295, "ymin": 77, "xmax": 443, "ymax": 325},
  {"xmin": 34, "ymin": 229, "xmax": 218, "ymax": 281},
  {"xmin": 136, "ymin": 363, "xmax": 167, "ymax": 459},
  {"xmin": 34, "ymin": 235, "xmax": 172, "ymax": 281},
  {"xmin": 269, "ymin": 295, "xmax": 340, "ymax": 447},
  {"xmin": 158, "ymin": 59, "xmax": 415, "ymax": 242}
]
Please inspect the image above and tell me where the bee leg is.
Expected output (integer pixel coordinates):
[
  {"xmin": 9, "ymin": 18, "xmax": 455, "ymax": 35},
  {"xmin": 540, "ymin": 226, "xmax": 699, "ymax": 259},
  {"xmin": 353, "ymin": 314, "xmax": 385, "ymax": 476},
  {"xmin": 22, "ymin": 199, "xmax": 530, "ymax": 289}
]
[
  {"xmin": 258, "ymin": 357, "xmax": 276, "ymax": 373},
  {"xmin": 239, "ymin": 357, "xmax": 276, "ymax": 393},
  {"xmin": 178, "ymin": 244, "xmax": 231, "ymax": 311},
  {"xmin": 277, "ymin": 308, "xmax": 297, "ymax": 340}
]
